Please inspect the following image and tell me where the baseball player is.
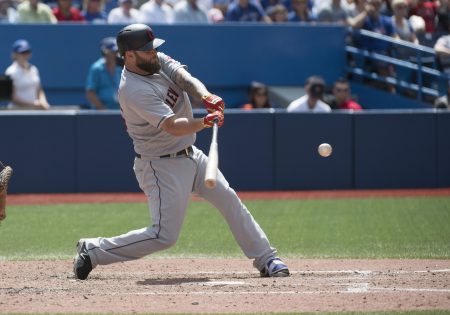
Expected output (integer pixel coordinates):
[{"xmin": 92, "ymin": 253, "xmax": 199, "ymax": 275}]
[{"xmin": 73, "ymin": 23, "xmax": 289, "ymax": 280}]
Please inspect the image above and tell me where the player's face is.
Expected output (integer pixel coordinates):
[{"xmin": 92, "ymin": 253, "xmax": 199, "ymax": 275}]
[{"xmin": 133, "ymin": 49, "xmax": 161, "ymax": 75}]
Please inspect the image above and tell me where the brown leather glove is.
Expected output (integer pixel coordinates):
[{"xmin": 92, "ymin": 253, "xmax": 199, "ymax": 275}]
[
  {"xmin": 203, "ymin": 110, "xmax": 224, "ymax": 128},
  {"xmin": 0, "ymin": 162, "xmax": 13, "ymax": 222}
]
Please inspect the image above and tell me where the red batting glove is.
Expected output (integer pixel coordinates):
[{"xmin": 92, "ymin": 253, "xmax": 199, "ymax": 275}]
[
  {"xmin": 203, "ymin": 111, "xmax": 224, "ymax": 128},
  {"xmin": 202, "ymin": 94, "xmax": 225, "ymax": 113}
]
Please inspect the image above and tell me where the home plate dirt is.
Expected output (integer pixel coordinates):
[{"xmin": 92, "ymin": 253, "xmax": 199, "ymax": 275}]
[{"xmin": 1, "ymin": 258, "xmax": 449, "ymax": 313}]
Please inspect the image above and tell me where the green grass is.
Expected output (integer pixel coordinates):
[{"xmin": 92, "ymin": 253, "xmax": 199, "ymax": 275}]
[{"xmin": 0, "ymin": 197, "xmax": 449, "ymax": 260}]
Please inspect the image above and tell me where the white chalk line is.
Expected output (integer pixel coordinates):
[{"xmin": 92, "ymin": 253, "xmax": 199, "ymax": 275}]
[
  {"xmin": 124, "ymin": 268, "xmax": 450, "ymax": 296},
  {"xmin": 163, "ymin": 269, "xmax": 450, "ymax": 276}
]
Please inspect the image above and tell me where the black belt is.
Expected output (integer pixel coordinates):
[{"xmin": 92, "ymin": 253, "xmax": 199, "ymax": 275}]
[{"xmin": 136, "ymin": 146, "xmax": 193, "ymax": 159}]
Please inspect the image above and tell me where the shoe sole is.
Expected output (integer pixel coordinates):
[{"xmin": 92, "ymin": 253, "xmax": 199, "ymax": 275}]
[
  {"xmin": 73, "ymin": 239, "xmax": 88, "ymax": 280},
  {"xmin": 271, "ymin": 269, "xmax": 290, "ymax": 277}
]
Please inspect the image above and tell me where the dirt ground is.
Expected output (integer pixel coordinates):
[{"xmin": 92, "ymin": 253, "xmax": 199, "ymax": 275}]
[
  {"xmin": 0, "ymin": 258, "xmax": 449, "ymax": 313},
  {"xmin": 2, "ymin": 189, "xmax": 450, "ymax": 313}
]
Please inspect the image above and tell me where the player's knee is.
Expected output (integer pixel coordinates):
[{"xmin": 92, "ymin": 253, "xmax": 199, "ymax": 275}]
[{"xmin": 158, "ymin": 232, "xmax": 179, "ymax": 249}]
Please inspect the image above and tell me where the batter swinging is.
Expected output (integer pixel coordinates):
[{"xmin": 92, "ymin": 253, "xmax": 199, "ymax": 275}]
[{"xmin": 73, "ymin": 24, "xmax": 289, "ymax": 280}]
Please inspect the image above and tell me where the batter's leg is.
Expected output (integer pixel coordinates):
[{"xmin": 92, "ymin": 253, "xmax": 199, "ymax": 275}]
[
  {"xmin": 80, "ymin": 157, "xmax": 195, "ymax": 269},
  {"xmin": 191, "ymin": 147, "xmax": 277, "ymax": 271}
]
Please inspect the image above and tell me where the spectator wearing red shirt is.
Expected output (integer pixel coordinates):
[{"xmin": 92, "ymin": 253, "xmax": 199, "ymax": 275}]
[
  {"xmin": 330, "ymin": 78, "xmax": 363, "ymax": 110},
  {"xmin": 53, "ymin": 0, "xmax": 86, "ymax": 21},
  {"xmin": 409, "ymin": 0, "xmax": 438, "ymax": 34}
]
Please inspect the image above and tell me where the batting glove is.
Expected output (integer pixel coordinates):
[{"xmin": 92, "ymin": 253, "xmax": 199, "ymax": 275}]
[
  {"xmin": 203, "ymin": 111, "xmax": 224, "ymax": 128},
  {"xmin": 202, "ymin": 94, "xmax": 225, "ymax": 113}
]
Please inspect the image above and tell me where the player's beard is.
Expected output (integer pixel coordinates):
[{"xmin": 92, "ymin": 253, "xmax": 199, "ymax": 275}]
[{"xmin": 135, "ymin": 54, "xmax": 161, "ymax": 75}]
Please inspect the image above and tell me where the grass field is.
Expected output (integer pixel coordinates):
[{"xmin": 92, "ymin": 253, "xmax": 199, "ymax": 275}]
[{"xmin": 0, "ymin": 196, "xmax": 449, "ymax": 260}]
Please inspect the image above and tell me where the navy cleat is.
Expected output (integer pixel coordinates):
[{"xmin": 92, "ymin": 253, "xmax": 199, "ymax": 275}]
[
  {"xmin": 73, "ymin": 240, "xmax": 92, "ymax": 280},
  {"xmin": 260, "ymin": 257, "xmax": 290, "ymax": 277}
]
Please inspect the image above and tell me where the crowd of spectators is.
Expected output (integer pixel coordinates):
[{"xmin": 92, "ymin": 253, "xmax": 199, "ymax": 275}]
[
  {"xmin": 0, "ymin": 0, "xmax": 445, "ymax": 32},
  {"xmin": 3, "ymin": 0, "xmax": 450, "ymax": 110}
]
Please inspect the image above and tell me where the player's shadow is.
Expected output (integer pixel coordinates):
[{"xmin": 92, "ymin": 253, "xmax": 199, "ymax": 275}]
[{"xmin": 137, "ymin": 277, "xmax": 210, "ymax": 286}]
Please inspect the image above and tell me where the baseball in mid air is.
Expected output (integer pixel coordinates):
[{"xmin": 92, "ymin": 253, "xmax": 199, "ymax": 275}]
[{"xmin": 318, "ymin": 143, "xmax": 332, "ymax": 157}]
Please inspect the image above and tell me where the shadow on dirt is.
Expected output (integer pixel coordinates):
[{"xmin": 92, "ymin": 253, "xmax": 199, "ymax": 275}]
[{"xmin": 137, "ymin": 277, "xmax": 210, "ymax": 286}]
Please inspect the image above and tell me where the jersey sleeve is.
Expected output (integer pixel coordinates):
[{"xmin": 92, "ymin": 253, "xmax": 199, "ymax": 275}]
[{"xmin": 158, "ymin": 52, "xmax": 187, "ymax": 80}]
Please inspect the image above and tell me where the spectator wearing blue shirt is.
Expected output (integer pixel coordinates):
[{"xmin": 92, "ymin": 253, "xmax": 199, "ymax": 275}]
[
  {"xmin": 288, "ymin": 0, "xmax": 316, "ymax": 22},
  {"xmin": 85, "ymin": 37, "xmax": 121, "ymax": 109},
  {"xmin": 82, "ymin": 0, "xmax": 108, "ymax": 23},
  {"xmin": 225, "ymin": 0, "xmax": 271, "ymax": 22},
  {"xmin": 354, "ymin": 0, "xmax": 397, "ymax": 92},
  {"xmin": 360, "ymin": 0, "xmax": 396, "ymax": 53}
]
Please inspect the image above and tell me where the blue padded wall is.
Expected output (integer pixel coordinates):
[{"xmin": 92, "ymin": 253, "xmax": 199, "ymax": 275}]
[
  {"xmin": 437, "ymin": 111, "xmax": 450, "ymax": 187},
  {"xmin": 274, "ymin": 112, "xmax": 353, "ymax": 190},
  {"xmin": 0, "ymin": 112, "xmax": 76, "ymax": 193},
  {"xmin": 354, "ymin": 111, "xmax": 437, "ymax": 188},
  {"xmin": 195, "ymin": 110, "xmax": 274, "ymax": 190},
  {"xmin": 76, "ymin": 111, "xmax": 138, "ymax": 192}
]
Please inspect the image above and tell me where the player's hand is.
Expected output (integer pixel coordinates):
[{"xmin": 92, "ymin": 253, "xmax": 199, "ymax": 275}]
[
  {"xmin": 203, "ymin": 111, "xmax": 224, "ymax": 128},
  {"xmin": 202, "ymin": 94, "xmax": 225, "ymax": 113}
]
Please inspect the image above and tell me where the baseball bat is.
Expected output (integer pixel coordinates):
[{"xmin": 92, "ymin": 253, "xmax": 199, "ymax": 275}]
[{"xmin": 204, "ymin": 119, "xmax": 219, "ymax": 189}]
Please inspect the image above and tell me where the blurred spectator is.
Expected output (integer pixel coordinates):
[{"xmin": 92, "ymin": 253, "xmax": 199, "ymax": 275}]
[
  {"xmin": 17, "ymin": 0, "xmax": 57, "ymax": 23},
  {"xmin": 0, "ymin": 0, "xmax": 17, "ymax": 23},
  {"xmin": 409, "ymin": 0, "xmax": 438, "ymax": 36},
  {"xmin": 104, "ymin": 0, "xmax": 118, "ymax": 13},
  {"xmin": 434, "ymin": 82, "xmax": 450, "ymax": 109},
  {"xmin": 82, "ymin": 0, "xmax": 108, "ymax": 22},
  {"xmin": 434, "ymin": 32, "xmax": 450, "ymax": 74},
  {"xmin": 211, "ymin": 0, "xmax": 229, "ymax": 17},
  {"xmin": 85, "ymin": 37, "xmax": 121, "ymax": 109},
  {"xmin": 355, "ymin": 0, "xmax": 397, "ymax": 92},
  {"xmin": 380, "ymin": 0, "xmax": 394, "ymax": 16},
  {"xmin": 286, "ymin": 76, "xmax": 332, "ymax": 112},
  {"xmin": 288, "ymin": 0, "xmax": 316, "ymax": 22},
  {"xmin": 347, "ymin": 0, "xmax": 367, "ymax": 28},
  {"xmin": 139, "ymin": 0, "xmax": 174, "ymax": 24},
  {"xmin": 267, "ymin": 3, "xmax": 288, "ymax": 22},
  {"xmin": 107, "ymin": 0, "xmax": 140, "ymax": 23},
  {"xmin": 173, "ymin": 0, "xmax": 208, "ymax": 23},
  {"xmin": 409, "ymin": 14, "xmax": 433, "ymax": 46},
  {"xmin": 225, "ymin": 0, "xmax": 271, "ymax": 22},
  {"xmin": 207, "ymin": 6, "xmax": 224, "ymax": 22},
  {"xmin": 391, "ymin": 0, "xmax": 417, "ymax": 44},
  {"xmin": 437, "ymin": 0, "xmax": 450, "ymax": 36},
  {"xmin": 261, "ymin": 0, "xmax": 291, "ymax": 10},
  {"xmin": 4, "ymin": 39, "xmax": 50, "ymax": 110},
  {"xmin": 317, "ymin": 0, "xmax": 348, "ymax": 24},
  {"xmin": 53, "ymin": 0, "xmax": 86, "ymax": 21},
  {"xmin": 241, "ymin": 82, "xmax": 272, "ymax": 110},
  {"xmin": 358, "ymin": 0, "xmax": 396, "ymax": 48},
  {"xmin": 328, "ymin": 77, "xmax": 363, "ymax": 110}
]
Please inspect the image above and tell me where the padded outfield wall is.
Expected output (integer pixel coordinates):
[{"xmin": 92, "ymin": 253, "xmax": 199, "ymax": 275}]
[{"xmin": 0, "ymin": 110, "xmax": 448, "ymax": 193}]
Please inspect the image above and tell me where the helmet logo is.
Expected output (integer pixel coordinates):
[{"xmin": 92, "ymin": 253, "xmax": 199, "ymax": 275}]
[{"xmin": 147, "ymin": 29, "xmax": 155, "ymax": 41}]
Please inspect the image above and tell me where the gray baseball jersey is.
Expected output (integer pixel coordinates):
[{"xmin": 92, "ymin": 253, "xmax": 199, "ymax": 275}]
[
  {"xmin": 81, "ymin": 52, "xmax": 278, "ymax": 273},
  {"xmin": 119, "ymin": 52, "xmax": 194, "ymax": 157}
]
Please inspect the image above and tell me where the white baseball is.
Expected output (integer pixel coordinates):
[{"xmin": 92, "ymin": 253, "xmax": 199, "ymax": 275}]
[{"xmin": 318, "ymin": 143, "xmax": 332, "ymax": 157}]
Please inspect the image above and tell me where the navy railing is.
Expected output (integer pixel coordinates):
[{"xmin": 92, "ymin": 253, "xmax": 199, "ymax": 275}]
[{"xmin": 346, "ymin": 28, "xmax": 449, "ymax": 103}]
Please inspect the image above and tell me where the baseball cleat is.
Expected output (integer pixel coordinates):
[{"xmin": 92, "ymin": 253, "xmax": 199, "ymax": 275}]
[
  {"xmin": 73, "ymin": 240, "xmax": 92, "ymax": 280},
  {"xmin": 260, "ymin": 257, "xmax": 290, "ymax": 277}
]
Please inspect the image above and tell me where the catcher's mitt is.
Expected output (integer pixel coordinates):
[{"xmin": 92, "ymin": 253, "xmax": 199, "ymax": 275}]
[{"xmin": 0, "ymin": 161, "xmax": 13, "ymax": 222}]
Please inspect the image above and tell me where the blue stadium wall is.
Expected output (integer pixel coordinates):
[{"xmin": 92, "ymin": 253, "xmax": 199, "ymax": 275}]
[
  {"xmin": 0, "ymin": 110, "xmax": 449, "ymax": 193},
  {"xmin": 0, "ymin": 24, "xmax": 346, "ymax": 108}
]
